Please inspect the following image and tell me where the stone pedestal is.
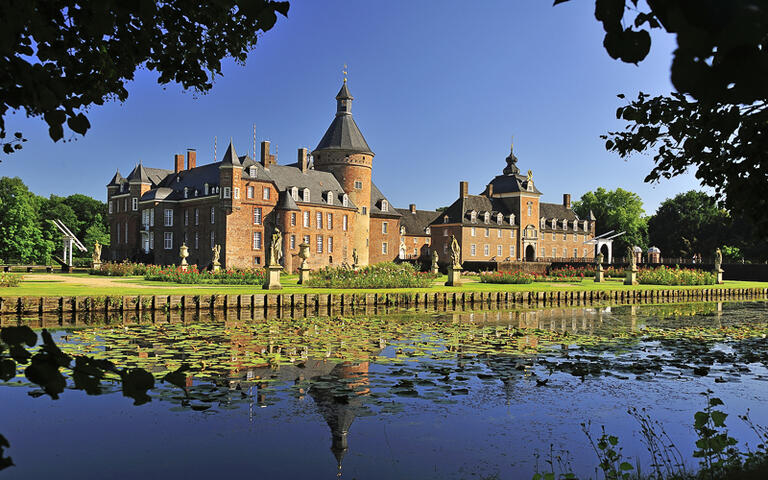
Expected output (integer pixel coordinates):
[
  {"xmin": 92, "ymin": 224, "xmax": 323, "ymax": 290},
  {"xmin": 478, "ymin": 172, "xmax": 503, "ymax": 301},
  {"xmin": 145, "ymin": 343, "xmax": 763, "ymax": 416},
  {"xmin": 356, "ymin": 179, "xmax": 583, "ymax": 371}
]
[
  {"xmin": 212, "ymin": 263, "xmax": 221, "ymax": 272},
  {"xmin": 594, "ymin": 267, "xmax": 604, "ymax": 283},
  {"xmin": 92, "ymin": 261, "xmax": 101, "ymax": 271},
  {"xmin": 445, "ymin": 265, "xmax": 462, "ymax": 286},
  {"xmin": 180, "ymin": 262, "xmax": 188, "ymax": 272},
  {"xmin": 715, "ymin": 269, "xmax": 723, "ymax": 284},
  {"xmin": 263, "ymin": 265, "xmax": 283, "ymax": 290},
  {"xmin": 431, "ymin": 266, "xmax": 439, "ymax": 275},
  {"xmin": 624, "ymin": 268, "xmax": 638, "ymax": 286},
  {"xmin": 298, "ymin": 265, "xmax": 311, "ymax": 285}
]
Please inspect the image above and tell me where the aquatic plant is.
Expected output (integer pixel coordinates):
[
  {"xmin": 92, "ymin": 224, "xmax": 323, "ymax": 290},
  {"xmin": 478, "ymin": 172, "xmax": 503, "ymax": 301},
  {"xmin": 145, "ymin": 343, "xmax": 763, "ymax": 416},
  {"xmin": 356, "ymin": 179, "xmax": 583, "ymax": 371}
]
[{"xmin": 305, "ymin": 262, "xmax": 436, "ymax": 289}]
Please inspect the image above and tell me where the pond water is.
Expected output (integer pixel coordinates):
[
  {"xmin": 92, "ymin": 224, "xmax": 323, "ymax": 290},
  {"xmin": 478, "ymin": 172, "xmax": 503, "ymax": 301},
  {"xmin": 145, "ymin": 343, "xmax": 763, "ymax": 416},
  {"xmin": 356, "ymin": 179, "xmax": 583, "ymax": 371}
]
[{"xmin": 2, "ymin": 301, "xmax": 768, "ymax": 479}]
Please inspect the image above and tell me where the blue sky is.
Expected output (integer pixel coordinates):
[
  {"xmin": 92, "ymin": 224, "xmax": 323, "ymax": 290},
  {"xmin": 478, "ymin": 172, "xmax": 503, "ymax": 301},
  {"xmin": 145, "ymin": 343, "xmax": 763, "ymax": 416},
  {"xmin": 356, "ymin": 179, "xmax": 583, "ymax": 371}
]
[{"xmin": 2, "ymin": 0, "xmax": 697, "ymax": 215}]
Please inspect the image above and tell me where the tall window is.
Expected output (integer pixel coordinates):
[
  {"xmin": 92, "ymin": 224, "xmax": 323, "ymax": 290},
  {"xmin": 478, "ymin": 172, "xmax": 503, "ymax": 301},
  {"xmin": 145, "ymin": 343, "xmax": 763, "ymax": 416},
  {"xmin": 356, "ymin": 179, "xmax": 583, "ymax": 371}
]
[
  {"xmin": 497, "ymin": 245, "xmax": 502, "ymax": 256},
  {"xmin": 210, "ymin": 231, "xmax": 215, "ymax": 247},
  {"xmin": 471, "ymin": 227, "xmax": 476, "ymax": 237},
  {"xmin": 574, "ymin": 248, "xmax": 578, "ymax": 257},
  {"xmin": 497, "ymin": 229, "xmax": 502, "ymax": 238},
  {"xmin": 327, "ymin": 213, "xmax": 333, "ymax": 229},
  {"xmin": 362, "ymin": 206, "xmax": 367, "ymax": 215},
  {"xmin": 471, "ymin": 244, "xmax": 476, "ymax": 256},
  {"xmin": 290, "ymin": 235, "xmax": 296, "ymax": 250},
  {"xmin": 484, "ymin": 228, "xmax": 489, "ymax": 237},
  {"xmin": 317, "ymin": 235, "xmax": 323, "ymax": 253},
  {"xmin": 326, "ymin": 192, "xmax": 333, "ymax": 205},
  {"xmin": 247, "ymin": 186, "xmax": 254, "ymax": 199},
  {"xmin": 316, "ymin": 212, "xmax": 323, "ymax": 229},
  {"xmin": 382, "ymin": 222, "xmax": 388, "ymax": 234},
  {"xmin": 342, "ymin": 194, "xmax": 349, "ymax": 207},
  {"xmin": 149, "ymin": 209, "xmax": 154, "ymax": 227},
  {"xmin": 552, "ymin": 248, "xmax": 557, "ymax": 257},
  {"xmin": 164, "ymin": 209, "xmax": 173, "ymax": 226},
  {"xmin": 510, "ymin": 245, "xmax": 515, "ymax": 257},
  {"xmin": 381, "ymin": 200, "xmax": 388, "ymax": 212},
  {"xmin": 470, "ymin": 211, "xmax": 477, "ymax": 223},
  {"xmin": 109, "ymin": 202, "xmax": 113, "ymax": 214},
  {"xmin": 484, "ymin": 212, "xmax": 490, "ymax": 224},
  {"xmin": 527, "ymin": 202, "xmax": 532, "ymax": 216},
  {"xmin": 131, "ymin": 198, "xmax": 138, "ymax": 211},
  {"xmin": 234, "ymin": 188, "xmax": 240, "ymax": 199},
  {"xmin": 342, "ymin": 215, "xmax": 348, "ymax": 231},
  {"xmin": 194, "ymin": 232, "xmax": 199, "ymax": 249},
  {"xmin": 125, "ymin": 222, "xmax": 128, "ymax": 243},
  {"xmin": 291, "ymin": 213, "xmax": 297, "ymax": 226},
  {"xmin": 263, "ymin": 187, "xmax": 270, "ymax": 200},
  {"xmin": 210, "ymin": 207, "xmax": 215, "ymax": 224},
  {"xmin": 253, "ymin": 232, "xmax": 262, "ymax": 250},
  {"xmin": 116, "ymin": 223, "xmax": 121, "ymax": 244},
  {"xmin": 291, "ymin": 187, "xmax": 298, "ymax": 201},
  {"xmin": 382, "ymin": 242, "xmax": 388, "ymax": 254},
  {"xmin": 303, "ymin": 235, "xmax": 310, "ymax": 245},
  {"xmin": 302, "ymin": 188, "xmax": 310, "ymax": 202},
  {"xmin": 195, "ymin": 208, "xmax": 199, "ymax": 226},
  {"xmin": 573, "ymin": 234, "xmax": 577, "ymax": 242},
  {"xmin": 328, "ymin": 236, "xmax": 333, "ymax": 253},
  {"xmin": 484, "ymin": 244, "xmax": 489, "ymax": 256},
  {"xmin": 303, "ymin": 211, "xmax": 310, "ymax": 227},
  {"xmin": 164, "ymin": 232, "xmax": 173, "ymax": 250},
  {"xmin": 254, "ymin": 207, "xmax": 262, "ymax": 225},
  {"xmin": 184, "ymin": 210, "xmax": 189, "ymax": 226}
]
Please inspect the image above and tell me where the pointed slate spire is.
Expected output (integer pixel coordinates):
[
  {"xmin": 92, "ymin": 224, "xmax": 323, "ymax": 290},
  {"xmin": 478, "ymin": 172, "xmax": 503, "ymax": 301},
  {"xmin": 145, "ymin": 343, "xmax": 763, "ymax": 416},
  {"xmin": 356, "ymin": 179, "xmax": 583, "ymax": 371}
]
[
  {"xmin": 220, "ymin": 139, "xmax": 242, "ymax": 167},
  {"xmin": 107, "ymin": 169, "xmax": 124, "ymax": 186},
  {"xmin": 127, "ymin": 163, "xmax": 152, "ymax": 184},
  {"xmin": 314, "ymin": 81, "xmax": 373, "ymax": 155}
]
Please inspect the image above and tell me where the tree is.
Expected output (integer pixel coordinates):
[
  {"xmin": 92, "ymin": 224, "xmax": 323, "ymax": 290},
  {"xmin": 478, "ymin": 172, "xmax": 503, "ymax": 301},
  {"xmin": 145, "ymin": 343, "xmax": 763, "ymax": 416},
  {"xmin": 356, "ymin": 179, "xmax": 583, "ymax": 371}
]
[
  {"xmin": 62, "ymin": 194, "xmax": 107, "ymax": 240},
  {"xmin": 555, "ymin": 1, "xmax": 768, "ymax": 237},
  {"xmin": 647, "ymin": 191, "xmax": 729, "ymax": 258},
  {"xmin": 0, "ymin": 0, "xmax": 289, "ymax": 156},
  {"xmin": 573, "ymin": 187, "xmax": 647, "ymax": 253},
  {"xmin": 83, "ymin": 214, "xmax": 110, "ymax": 251},
  {"xmin": 0, "ymin": 177, "xmax": 51, "ymax": 263}
]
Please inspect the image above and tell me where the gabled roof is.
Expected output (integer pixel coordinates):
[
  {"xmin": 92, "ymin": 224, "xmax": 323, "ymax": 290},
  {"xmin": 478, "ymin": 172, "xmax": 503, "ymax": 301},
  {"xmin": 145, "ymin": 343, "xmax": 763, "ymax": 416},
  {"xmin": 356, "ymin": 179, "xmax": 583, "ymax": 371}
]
[
  {"xmin": 432, "ymin": 194, "xmax": 518, "ymax": 227},
  {"xmin": 370, "ymin": 183, "xmax": 401, "ymax": 218},
  {"xmin": 395, "ymin": 208, "xmax": 440, "ymax": 235},
  {"xmin": 259, "ymin": 161, "xmax": 357, "ymax": 209}
]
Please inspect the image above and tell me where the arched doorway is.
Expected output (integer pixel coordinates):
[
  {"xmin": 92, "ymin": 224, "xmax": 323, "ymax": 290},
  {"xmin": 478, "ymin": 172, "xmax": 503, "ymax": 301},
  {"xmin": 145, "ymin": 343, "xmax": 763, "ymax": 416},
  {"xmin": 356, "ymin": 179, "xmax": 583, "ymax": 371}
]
[
  {"xmin": 599, "ymin": 244, "xmax": 609, "ymax": 262},
  {"xmin": 525, "ymin": 245, "xmax": 536, "ymax": 262}
]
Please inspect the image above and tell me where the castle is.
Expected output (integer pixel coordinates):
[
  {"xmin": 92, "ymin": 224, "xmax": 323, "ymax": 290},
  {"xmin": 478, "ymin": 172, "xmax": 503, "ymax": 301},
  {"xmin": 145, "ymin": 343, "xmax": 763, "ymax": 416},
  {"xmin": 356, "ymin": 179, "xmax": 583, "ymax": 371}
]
[{"xmin": 106, "ymin": 81, "xmax": 596, "ymax": 269}]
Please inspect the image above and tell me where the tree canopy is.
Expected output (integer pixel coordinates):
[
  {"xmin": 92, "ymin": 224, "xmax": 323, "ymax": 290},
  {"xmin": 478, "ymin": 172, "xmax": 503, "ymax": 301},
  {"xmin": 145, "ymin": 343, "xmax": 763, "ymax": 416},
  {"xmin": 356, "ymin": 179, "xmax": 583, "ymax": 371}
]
[
  {"xmin": 573, "ymin": 187, "xmax": 647, "ymax": 253},
  {"xmin": 556, "ymin": 0, "xmax": 768, "ymax": 237},
  {"xmin": 0, "ymin": 0, "xmax": 289, "ymax": 157}
]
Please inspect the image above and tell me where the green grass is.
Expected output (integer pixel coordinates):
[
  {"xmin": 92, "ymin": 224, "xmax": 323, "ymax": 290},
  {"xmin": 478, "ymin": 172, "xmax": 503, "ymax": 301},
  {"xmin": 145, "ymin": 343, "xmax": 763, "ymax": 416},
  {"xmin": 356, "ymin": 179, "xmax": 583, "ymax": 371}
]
[{"xmin": 2, "ymin": 271, "xmax": 767, "ymax": 297}]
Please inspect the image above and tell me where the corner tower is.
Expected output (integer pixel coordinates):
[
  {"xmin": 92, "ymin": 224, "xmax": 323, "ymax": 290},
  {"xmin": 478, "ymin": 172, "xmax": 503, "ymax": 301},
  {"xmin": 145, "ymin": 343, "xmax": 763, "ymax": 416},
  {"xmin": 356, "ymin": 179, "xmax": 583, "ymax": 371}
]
[{"xmin": 312, "ymin": 80, "xmax": 375, "ymax": 265}]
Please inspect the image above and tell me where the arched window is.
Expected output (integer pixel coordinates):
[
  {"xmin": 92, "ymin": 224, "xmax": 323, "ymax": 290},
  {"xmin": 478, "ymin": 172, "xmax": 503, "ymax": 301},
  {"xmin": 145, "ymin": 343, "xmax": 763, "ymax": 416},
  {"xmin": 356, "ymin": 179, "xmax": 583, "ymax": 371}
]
[
  {"xmin": 342, "ymin": 194, "xmax": 349, "ymax": 207},
  {"xmin": 425, "ymin": 227, "xmax": 431, "ymax": 235},
  {"xmin": 470, "ymin": 211, "xmax": 477, "ymax": 223},
  {"xmin": 291, "ymin": 187, "xmax": 298, "ymax": 201},
  {"xmin": 302, "ymin": 188, "xmax": 310, "ymax": 202},
  {"xmin": 509, "ymin": 214, "xmax": 515, "ymax": 225},
  {"xmin": 249, "ymin": 166, "xmax": 257, "ymax": 178},
  {"xmin": 527, "ymin": 202, "xmax": 532, "ymax": 216},
  {"xmin": 381, "ymin": 200, "xmax": 388, "ymax": 212},
  {"xmin": 483, "ymin": 212, "xmax": 490, "ymax": 224},
  {"xmin": 551, "ymin": 218, "xmax": 557, "ymax": 229},
  {"xmin": 562, "ymin": 219, "xmax": 568, "ymax": 230},
  {"xmin": 540, "ymin": 217, "xmax": 546, "ymax": 228},
  {"xmin": 582, "ymin": 220, "xmax": 588, "ymax": 230},
  {"xmin": 573, "ymin": 220, "xmax": 579, "ymax": 231},
  {"xmin": 496, "ymin": 213, "xmax": 503, "ymax": 225},
  {"xmin": 326, "ymin": 191, "xmax": 333, "ymax": 205}
]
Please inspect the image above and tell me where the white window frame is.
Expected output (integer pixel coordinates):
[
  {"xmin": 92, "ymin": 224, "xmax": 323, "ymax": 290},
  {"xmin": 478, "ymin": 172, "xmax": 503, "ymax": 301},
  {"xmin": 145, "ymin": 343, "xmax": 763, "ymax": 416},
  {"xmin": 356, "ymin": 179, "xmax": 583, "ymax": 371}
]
[
  {"xmin": 254, "ymin": 207, "xmax": 262, "ymax": 225},
  {"xmin": 470, "ymin": 244, "xmax": 476, "ymax": 256},
  {"xmin": 471, "ymin": 227, "xmax": 476, "ymax": 237},
  {"xmin": 328, "ymin": 236, "xmax": 333, "ymax": 253},
  {"xmin": 210, "ymin": 207, "xmax": 215, "ymax": 224},
  {"xmin": 253, "ymin": 231, "xmax": 262, "ymax": 250},
  {"xmin": 247, "ymin": 186, "xmax": 254, "ymax": 199},
  {"xmin": 317, "ymin": 235, "xmax": 323, "ymax": 253},
  {"xmin": 303, "ymin": 211, "xmax": 310, "ymax": 227},
  {"xmin": 234, "ymin": 187, "xmax": 240, "ymax": 199},
  {"xmin": 316, "ymin": 211, "xmax": 323, "ymax": 229},
  {"xmin": 131, "ymin": 197, "xmax": 138, "ymax": 211},
  {"xmin": 223, "ymin": 187, "xmax": 231, "ymax": 199},
  {"xmin": 164, "ymin": 232, "xmax": 173, "ymax": 250},
  {"xmin": 327, "ymin": 213, "xmax": 333, "ymax": 230},
  {"xmin": 484, "ymin": 244, "xmax": 489, "ymax": 256},
  {"xmin": 381, "ymin": 200, "xmax": 388, "ymax": 212},
  {"xmin": 195, "ymin": 208, "xmax": 199, "ymax": 226},
  {"xmin": 382, "ymin": 242, "xmax": 388, "ymax": 254},
  {"xmin": 164, "ymin": 209, "xmax": 173, "ymax": 226},
  {"xmin": 342, "ymin": 215, "xmax": 348, "ymax": 231},
  {"xmin": 382, "ymin": 222, "xmax": 388, "ymax": 234},
  {"xmin": 263, "ymin": 187, "xmax": 270, "ymax": 200},
  {"xmin": 342, "ymin": 194, "xmax": 349, "ymax": 207},
  {"xmin": 302, "ymin": 188, "xmax": 310, "ymax": 202}
]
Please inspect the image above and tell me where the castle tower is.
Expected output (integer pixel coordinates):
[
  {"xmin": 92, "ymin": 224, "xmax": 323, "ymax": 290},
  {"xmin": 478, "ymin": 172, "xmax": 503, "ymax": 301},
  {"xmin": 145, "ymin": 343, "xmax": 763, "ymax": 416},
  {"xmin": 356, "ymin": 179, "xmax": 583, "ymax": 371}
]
[{"xmin": 312, "ymin": 80, "xmax": 374, "ymax": 266}]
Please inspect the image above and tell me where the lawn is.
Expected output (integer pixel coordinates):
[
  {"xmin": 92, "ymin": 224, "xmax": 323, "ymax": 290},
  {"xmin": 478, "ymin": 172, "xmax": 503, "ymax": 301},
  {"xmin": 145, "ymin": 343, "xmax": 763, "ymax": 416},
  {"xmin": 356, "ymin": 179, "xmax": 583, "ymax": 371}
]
[{"xmin": 1, "ymin": 272, "xmax": 767, "ymax": 297}]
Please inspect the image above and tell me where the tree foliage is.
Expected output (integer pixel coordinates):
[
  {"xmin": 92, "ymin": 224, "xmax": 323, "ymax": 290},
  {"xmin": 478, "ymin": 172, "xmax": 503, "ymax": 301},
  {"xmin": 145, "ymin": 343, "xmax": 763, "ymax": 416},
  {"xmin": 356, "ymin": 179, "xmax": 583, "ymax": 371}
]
[
  {"xmin": 0, "ymin": 0, "xmax": 289, "ymax": 156},
  {"xmin": 556, "ymin": 0, "xmax": 768, "ymax": 237},
  {"xmin": 573, "ymin": 187, "xmax": 647, "ymax": 253},
  {"xmin": 647, "ymin": 191, "xmax": 728, "ymax": 258}
]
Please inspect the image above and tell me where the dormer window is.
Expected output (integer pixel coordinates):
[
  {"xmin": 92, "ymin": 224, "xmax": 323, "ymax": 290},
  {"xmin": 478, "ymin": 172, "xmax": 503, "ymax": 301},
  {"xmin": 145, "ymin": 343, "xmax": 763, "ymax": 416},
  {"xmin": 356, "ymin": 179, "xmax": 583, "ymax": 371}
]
[
  {"xmin": 342, "ymin": 194, "xmax": 349, "ymax": 207},
  {"xmin": 526, "ymin": 181, "xmax": 534, "ymax": 192},
  {"xmin": 496, "ymin": 213, "xmax": 503, "ymax": 225},
  {"xmin": 562, "ymin": 219, "xmax": 567, "ymax": 230},
  {"xmin": 425, "ymin": 227, "xmax": 431, "ymax": 235},
  {"xmin": 551, "ymin": 218, "xmax": 557, "ymax": 229},
  {"xmin": 470, "ymin": 211, "xmax": 477, "ymax": 223},
  {"xmin": 573, "ymin": 220, "xmax": 578, "ymax": 231},
  {"xmin": 483, "ymin": 212, "xmax": 490, "ymax": 224},
  {"xmin": 326, "ymin": 191, "xmax": 333, "ymax": 205},
  {"xmin": 444, "ymin": 215, "xmax": 449, "ymax": 224},
  {"xmin": 183, "ymin": 187, "xmax": 188, "ymax": 199},
  {"xmin": 249, "ymin": 166, "xmax": 257, "ymax": 178},
  {"xmin": 509, "ymin": 214, "xmax": 515, "ymax": 225},
  {"xmin": 540, "ymin": 217, "xmax": 546, "ymax": 228},
  {"xmin": 291, "ymin": 187, "xmax": 298, "ymax": 201},
  {"xmin": 381, "ymin": 200, "xmax": 388, "ymax": 212},
  {"xmin": 582, "ymin": 220, "xmax": 588, "ymax": 230},
  {"xmin": 302, "ymin": 188, "xmax": 310, "ymax": 202}
]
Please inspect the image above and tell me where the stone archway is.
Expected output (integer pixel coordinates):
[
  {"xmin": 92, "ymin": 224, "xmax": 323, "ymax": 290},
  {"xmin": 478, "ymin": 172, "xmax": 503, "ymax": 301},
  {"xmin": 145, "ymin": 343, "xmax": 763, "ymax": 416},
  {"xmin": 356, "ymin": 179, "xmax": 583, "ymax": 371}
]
[{"xmin": 525, "ymin": 245, "xmax": 536, "ymax": 262}]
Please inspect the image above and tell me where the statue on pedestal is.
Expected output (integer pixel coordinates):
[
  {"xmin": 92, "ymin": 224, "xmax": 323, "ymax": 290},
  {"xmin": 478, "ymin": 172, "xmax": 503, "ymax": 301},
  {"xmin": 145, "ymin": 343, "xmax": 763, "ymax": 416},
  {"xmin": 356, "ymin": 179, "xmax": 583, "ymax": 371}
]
[
  {"xmin": 450, "ymin": 235, "xmax": 461, "ymax": 269},
  {"xmin": 714, "ymin": 247, "xmax": 724, "ymax": 284},
  {"xmin": 594, "ymin": 252, "xmax": 604, "ymax": 283},
  {"xmin": 92, "ymin": 241, "xmax": 102, "ymax": 269},
  {"xmin": 211, "ymin": 244, "xmax": 221, "ymax": 271},
  {"xmin": 352, "ymin": 249, "xmax": 359, "ymax": 269},
  {"xmin": 179, "ymin": 243, "xmax": 189, "ymax": 271},
  {"xmin": 298, "ymin": 241, "xmax": 311, "ymax": 284},
  {"xmin": 431, "ymin": 250, "xmax": 439, "ymax": 274},
  {"xmin": 268, "ymin": 228, "xmax": 283, "ymax": 267}
]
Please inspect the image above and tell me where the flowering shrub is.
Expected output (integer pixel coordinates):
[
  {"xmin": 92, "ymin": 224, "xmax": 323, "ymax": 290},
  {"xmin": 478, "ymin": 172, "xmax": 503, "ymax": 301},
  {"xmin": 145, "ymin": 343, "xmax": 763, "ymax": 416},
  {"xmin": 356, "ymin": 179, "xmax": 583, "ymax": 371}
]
[
  {"xmin": 0, "ymin": 272, "xmax": 21, "ymax": 287},
  {"xmin": 479, "ymin": 270, "xmax": 535, "ymax": 284},
  {"xmin": 144, "ymin": 265, "xmax": 267, "ymax": 285},
  {"xmin": 550, "ymin": 265, "xmax": 624, "ymax": 278},
  {"xmin": 89, "ymin": 262, "xmax": 150, "ymax": 276},
  {"xmin": 306, "ymin": 262, "xmax": 436, "ymax": 289},
  {"xmin": 638, "ymin": 265, "xmax": 716, "ymax": 286}
]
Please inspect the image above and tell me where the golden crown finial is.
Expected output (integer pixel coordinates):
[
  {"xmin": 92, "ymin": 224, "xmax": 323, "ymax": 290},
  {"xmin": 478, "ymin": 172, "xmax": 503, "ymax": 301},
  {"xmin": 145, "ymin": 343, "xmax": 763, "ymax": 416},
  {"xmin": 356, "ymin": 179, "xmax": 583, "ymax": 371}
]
[{"xmin": 343, "ymin": 63, "xmax": 348, "ymax": 83}]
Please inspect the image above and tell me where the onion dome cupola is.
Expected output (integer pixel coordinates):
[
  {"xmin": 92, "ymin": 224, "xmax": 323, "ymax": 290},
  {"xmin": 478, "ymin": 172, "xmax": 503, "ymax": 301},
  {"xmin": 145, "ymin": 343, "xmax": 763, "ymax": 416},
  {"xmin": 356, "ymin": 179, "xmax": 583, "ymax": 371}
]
[
  {"xmin": 503, "ymin": 140, "xmax": 520, "ymax": 176},
  {"xmin": 313, "ymin": 81, "xmax": 374, "ymax": 156}
]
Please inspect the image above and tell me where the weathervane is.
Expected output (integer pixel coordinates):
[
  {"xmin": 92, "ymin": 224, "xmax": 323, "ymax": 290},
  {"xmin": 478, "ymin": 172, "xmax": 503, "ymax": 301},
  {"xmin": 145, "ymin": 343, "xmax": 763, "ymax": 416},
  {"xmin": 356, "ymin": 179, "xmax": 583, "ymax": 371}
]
[
  {"xmin": 343, "ymin": 63, "xmax": 348, "ymax": 83},
  {"xmin": 510, "ymin": 135, "xmax": 514, "ymax": 153}
]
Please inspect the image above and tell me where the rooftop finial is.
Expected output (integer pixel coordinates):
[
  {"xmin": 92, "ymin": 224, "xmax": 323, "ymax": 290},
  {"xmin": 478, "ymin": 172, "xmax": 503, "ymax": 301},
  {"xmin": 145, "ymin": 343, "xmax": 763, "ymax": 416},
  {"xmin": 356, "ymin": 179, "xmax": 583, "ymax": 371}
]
[
  {"xmin": 343, "ymin": 63, "xmax": 348, "ymax": 83},
  {"xmin": 510, "ymin": 135, "xmax": 514, "ymax": 153}
]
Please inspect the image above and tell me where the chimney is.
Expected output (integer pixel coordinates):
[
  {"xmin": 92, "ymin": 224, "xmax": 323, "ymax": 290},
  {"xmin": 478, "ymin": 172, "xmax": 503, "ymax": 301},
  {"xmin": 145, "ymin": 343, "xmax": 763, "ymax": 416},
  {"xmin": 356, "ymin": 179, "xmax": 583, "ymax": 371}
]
[
  {"xmin": 174, "ymin": 154, "xmax": 184, "ymax": 173},
  {"xmin": 298, "ymin": 147, "xmax": 309, "ymax": 173},
  {"xmin": 260, "ymin": 141, "xmax": 272, "ymax": 168},
  {"xmin": 409, "ymin": 203, "xmax": 416, "ymax": 214},
  {"xmin": 563, "ymin": 193, "xmax": 571, "ymax": 209},
  {"xmin": 460, "ymin": 181, "xmax": 468, "ymax": 198},
  {"xmin": 487, "ymin": 183, "xmax": 494, "ymax": 197},
  {"xmin": 186, "ymin": 149, "xmax": 196, "ymax": 170}
]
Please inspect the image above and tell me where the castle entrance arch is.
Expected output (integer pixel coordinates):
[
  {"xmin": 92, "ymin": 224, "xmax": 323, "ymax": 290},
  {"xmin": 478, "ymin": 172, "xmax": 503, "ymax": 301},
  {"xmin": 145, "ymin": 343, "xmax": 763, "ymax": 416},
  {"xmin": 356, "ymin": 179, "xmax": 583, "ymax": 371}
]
[{"xmin": 525, "ymin": 245, "xmax": 536, "ymax": 262}]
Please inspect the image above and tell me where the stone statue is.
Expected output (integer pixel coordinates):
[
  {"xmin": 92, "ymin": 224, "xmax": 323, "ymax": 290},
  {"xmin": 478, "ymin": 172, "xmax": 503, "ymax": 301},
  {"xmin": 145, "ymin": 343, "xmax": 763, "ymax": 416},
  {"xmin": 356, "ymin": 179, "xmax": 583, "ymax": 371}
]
[
  {"xmin": 450, "ymin": 235, "xmax": 461, "ymax": 268},
  {"xmin": 526, "ymin": 170, "xmax": 533, "ymax": 182},
  {"xmin": 352, "ymin": 249, "xmax": 359, "ymax": 268},
  {"xmin": 627, "ymin": 246, "xmax": 637, "ymax": 270},
  {"xmin": 431, "ymin": 250, "xmax": 439, "ymax": 270},
  {"xmin": 211, "ymin": 244, "xmax": 221, "ymax": 266},
  {"xmin": 92, "ymin": 241, "xmax": 102, "ymax": 263},
  {"xmin": 596, "ymin": 252, "xmax": 603, "ymax": 266},
  {"xmin": 179, "ymin": 243, "xmax": 189, "ymax": 270},
  {"xmin": 714, "ymin": 248, "xmax": 723, "ymax": 272},
  {"xmin": 269, "ymin": 228, "xmax": 283, "ymax": 267}
]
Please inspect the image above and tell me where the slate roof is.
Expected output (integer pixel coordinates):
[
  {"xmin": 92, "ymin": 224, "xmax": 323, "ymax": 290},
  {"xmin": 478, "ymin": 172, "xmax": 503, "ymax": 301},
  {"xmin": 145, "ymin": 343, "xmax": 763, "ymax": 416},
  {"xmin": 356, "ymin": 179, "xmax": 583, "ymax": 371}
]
[
  {"xmin": 314, "ymin": 82, "xmax": 373, "ymax": 155},
  {"xmin": 220, "ymin": 141, "xmax": 242, "ymax": 167},
  {"xmin": 395, "ymin": 208, "xmax": 440, "ymax": 236},
  {"xmin": 107, "ymin": 170, "xmax": 124, "ymax": 187},
  {"xmin": 370, "ymin": 183, "xmax": 401, "ymax": 218},
  {"xmin": 127, "ymin": 164, "xmax": 172, "ymax": 185},
  {"xmin": 432, "ymin": 195, "xmax": 518, "ymax": 227},
  {"xmin": 483, "ymin": 173, "xmax": 541, "ymax": 195},
  {"xmin": 539, "ymin": 202, "xmax": 578, "ymax": 222}
]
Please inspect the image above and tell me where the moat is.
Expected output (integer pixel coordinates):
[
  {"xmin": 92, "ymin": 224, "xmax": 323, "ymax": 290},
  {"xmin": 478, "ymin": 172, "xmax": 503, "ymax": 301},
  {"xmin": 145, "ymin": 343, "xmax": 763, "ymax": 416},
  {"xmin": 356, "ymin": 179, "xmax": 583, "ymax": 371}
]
[{"xmin": 2, "ymin": 301, "xmax": 768, "ymax": 479}]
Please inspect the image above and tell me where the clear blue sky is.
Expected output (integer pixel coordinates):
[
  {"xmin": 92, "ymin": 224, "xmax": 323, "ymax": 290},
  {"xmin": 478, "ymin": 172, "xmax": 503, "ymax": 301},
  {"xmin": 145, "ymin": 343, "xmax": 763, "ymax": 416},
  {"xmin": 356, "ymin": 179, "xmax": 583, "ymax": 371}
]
[{"xmin": 2, "ymin": 0, "xmax": 698, "ymax": 215}]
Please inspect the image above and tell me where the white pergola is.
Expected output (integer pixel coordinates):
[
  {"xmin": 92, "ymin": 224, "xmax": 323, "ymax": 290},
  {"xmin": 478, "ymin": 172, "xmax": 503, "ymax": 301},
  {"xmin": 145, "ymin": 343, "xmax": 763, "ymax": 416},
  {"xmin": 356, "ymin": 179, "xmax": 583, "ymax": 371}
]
[
  {"xmin": 50, "ymin": 219, "xmax": 86, "ymax": 267},
  {"xmin": 583, "ymin": 230, "xmax": 625, "ymax": 264}
]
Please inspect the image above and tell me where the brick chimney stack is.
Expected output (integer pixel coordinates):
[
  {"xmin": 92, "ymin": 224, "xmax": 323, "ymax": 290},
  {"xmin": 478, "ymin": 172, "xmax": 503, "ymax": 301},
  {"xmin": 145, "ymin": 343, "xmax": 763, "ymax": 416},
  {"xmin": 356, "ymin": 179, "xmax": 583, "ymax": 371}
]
[
  {"xmin": 460, "ymin": 181, "xmax": 468, "ymax": 198},
  {"xmin": 174, "ymin": 154, "xmax": 184, "ymax": 173},
  {"xmin": 410, "ymin": 203, "xmax": 416, "ymax": 214},
  {"xmin": 298, "ymin": 148, "xmax": 309, "ymax": 173},
  {"xmin": 261, "ymin": 141, "xmax": 276, "ymax": 168},
  {"xmin": 186, "ymin": 149, "xmax": 196, "ymax": 170},
  {"xmin": 563, "ymin": 193, "xmax": 571, "ymax": 209}
]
